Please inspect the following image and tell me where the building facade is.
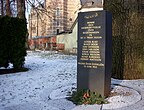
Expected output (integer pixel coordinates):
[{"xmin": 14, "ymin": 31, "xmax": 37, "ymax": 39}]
[
  {"xmin": 28, "ymin": 0, "xmax": 81, "ymax": 50},
  {"xmin": 28, "ymin": 0, "xmax": 80, "ymax": 39}
]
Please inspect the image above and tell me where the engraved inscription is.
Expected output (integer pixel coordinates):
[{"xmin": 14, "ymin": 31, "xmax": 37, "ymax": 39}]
[
  {"xmin": 78, "ymin": 15, "xmax": 104, "ymax": 69},
  {"xmin": 79, "ymin": 40, "xmax": 104, "ymax": 69},
  {"xmin": 84, "ymin": 13, "xmax": 99, "ymax": 19}
]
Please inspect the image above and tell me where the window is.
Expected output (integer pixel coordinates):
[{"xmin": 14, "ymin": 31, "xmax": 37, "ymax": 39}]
[
  {"xmin": 56, "ymin": 8, "xmax": 60, "ymax": 16},
  {"xmin": 32, "ymin": 27, "xmax": 36, "ymax": 33},
  {"xmin": 57, "ymin": 20, "xmax": 60, "ymax": 26}
]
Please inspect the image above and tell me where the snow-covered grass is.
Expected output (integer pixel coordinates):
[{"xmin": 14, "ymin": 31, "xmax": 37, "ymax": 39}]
[
  {"xmin": 0, "ymin": 51, "xmax": 77, "ymax": 110},
  {"xmin": 0, "ymin": 51, "xmax": 144, "ymax": 110}
]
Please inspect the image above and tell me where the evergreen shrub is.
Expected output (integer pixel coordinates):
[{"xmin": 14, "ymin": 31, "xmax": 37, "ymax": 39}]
[{"xmin": 0, "ymin": 16, "xmax": 27, "ymax": 69}]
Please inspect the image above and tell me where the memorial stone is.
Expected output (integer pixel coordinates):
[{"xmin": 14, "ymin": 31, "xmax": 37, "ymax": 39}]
[{"xmin": 77, "ymin": 10, "xmax": 112, "ymax": 97}]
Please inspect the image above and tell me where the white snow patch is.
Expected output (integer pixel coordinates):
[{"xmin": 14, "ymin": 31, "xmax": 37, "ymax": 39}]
[
  {"xmin": 103, "ymin": 85, "xmax": 141, "ymax": 109},
  {"xmin": 50, "ymin": 85, "xmax": 76, "ymax": 100},
  {"xmin": 0, "ymin": 51, "xmax": 144, "ymax": 110}
]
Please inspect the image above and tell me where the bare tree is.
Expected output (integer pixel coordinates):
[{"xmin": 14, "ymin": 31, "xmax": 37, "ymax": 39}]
[
  {"xmin": 0, "ymin": 0, "xmax": 4, "ymax": 16},
  {"xmin": 6, "ymin": 0, "xmax": 12, "ymax": 16},
  {"xmin": 17, "ymin": 0, "xmax": 25, "ymax": 19}
]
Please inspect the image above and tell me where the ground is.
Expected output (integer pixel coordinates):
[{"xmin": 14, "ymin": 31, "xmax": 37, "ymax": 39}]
[{"xmin": 0, "ymin": 51, "xmax": 144, "ymax": 110}]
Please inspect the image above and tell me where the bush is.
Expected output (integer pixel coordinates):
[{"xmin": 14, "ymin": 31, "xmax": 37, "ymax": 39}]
[
  {"xmin": 0, "ymin": 16, "xmax": 27, "ymax": 69},
  {"xmin": 67, "ymin": 90, "xmax": 108, "ymax": 105}
]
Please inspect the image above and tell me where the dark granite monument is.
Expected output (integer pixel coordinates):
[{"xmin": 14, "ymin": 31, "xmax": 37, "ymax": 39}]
[{"xmin": 77, "ymin": 10, "xmax": 112, "ymax": 97}]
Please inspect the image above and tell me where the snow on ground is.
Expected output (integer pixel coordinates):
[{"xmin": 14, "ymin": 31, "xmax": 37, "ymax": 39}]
[
  {"xmin": 0, "ymin": 51, "xmax": 144, "ymax": 110},
  {"xmin": 0, "ymin": 51, "xmax": 77, "ymax": 110}
]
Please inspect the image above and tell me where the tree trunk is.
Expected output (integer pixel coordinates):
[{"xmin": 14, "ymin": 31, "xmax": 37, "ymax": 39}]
[
  {"xmin": 0, "ymin": 0, "xmax": 4, "ymax": 16},
  {"xmin": 104, "ymin": 0, "xmax": 144, "ymax": 79},
  {"xmin": 17, "ymin": 0, "xmax": 26, "ymax": 19},
  {"xmin": 6, "ymin": 0, "xmax": 11, "ymax": 16}
]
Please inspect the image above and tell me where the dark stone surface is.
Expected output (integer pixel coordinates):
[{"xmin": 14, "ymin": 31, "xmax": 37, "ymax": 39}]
[{"xmin": 77, "ymin": 10, "xmax": 112, "ymax": 97}]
